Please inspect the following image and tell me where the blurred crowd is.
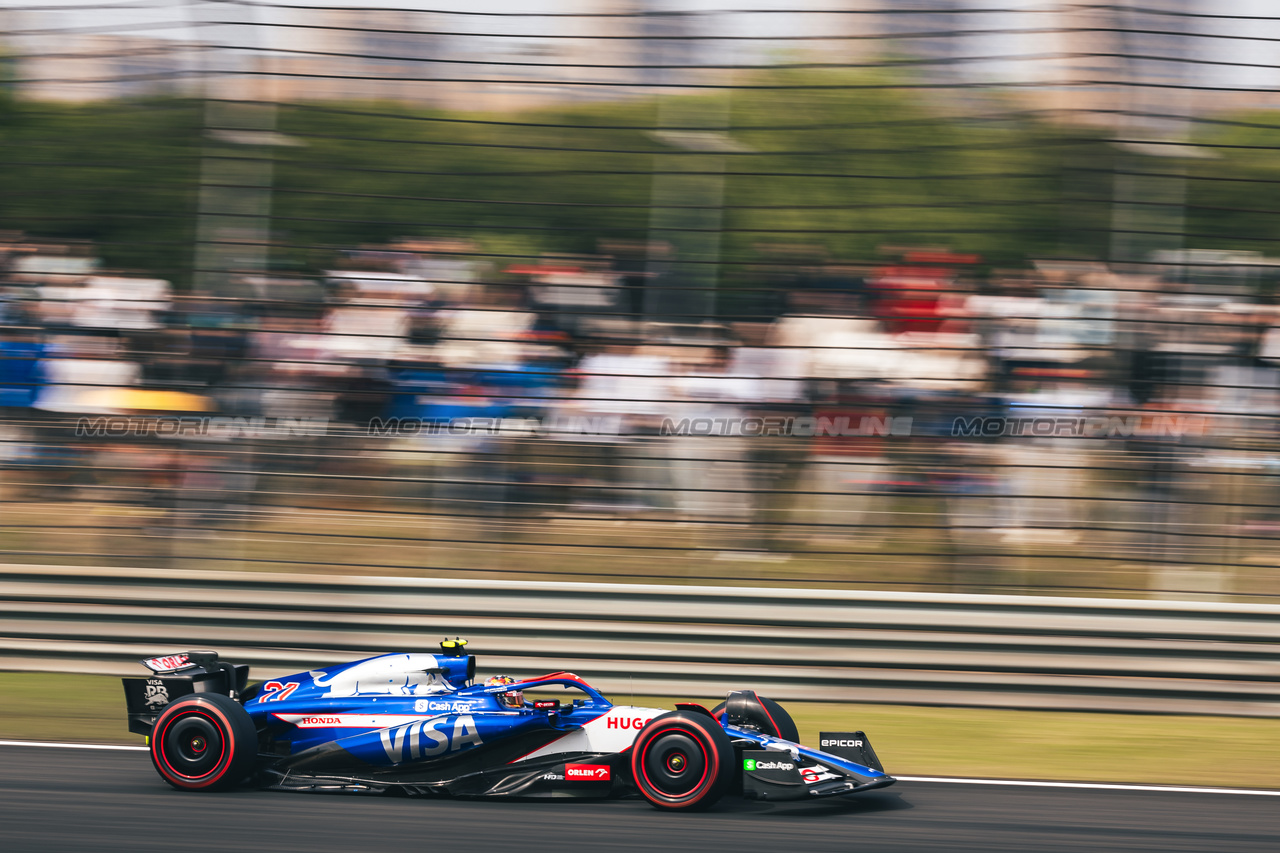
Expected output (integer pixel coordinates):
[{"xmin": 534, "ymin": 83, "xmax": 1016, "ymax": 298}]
[{"xmin": 3, "ymin": 235, "xmax": 1280, "ymax": 592}]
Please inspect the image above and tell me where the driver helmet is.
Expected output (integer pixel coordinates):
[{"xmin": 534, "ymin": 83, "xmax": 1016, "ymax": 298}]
[{"xmin": 484, "ymin": 675, "xmax": 524, "ymax": 709}]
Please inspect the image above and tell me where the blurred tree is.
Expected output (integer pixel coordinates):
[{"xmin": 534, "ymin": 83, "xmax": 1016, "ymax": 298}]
[
  {"xmin": 0, "ymin": 99, "xmax": 202, "ymax": 284},
  {"xmin": 2, "ymin": 71, "xmax": 1277, "ymax": 296},
  {"xmin": 0, "ymin": 51, "xmax": 15, "ymax": 127},
  {"xmin": 1187, "ymin": 113, "xmax": 1280, "ymax": 261}
]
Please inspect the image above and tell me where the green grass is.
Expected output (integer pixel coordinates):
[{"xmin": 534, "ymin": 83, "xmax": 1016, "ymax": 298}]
[
  {"xmin": 8, "ymin": 496, "xmax": 1280, "ymax": 599},
  {"xmin": 3, "ymin": 673, "xmax": 1277, "ymax": 788}
]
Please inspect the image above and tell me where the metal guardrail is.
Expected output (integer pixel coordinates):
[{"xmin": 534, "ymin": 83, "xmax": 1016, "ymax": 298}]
[{"xmin": 1, "ymin": 564, "xmax": 1278, "ymax": 717}]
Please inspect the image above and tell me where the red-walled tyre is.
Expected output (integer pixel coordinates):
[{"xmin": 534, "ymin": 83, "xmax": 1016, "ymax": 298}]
[
  {"xmin": 150, "ymin": 693, "xmax": 258, "ymax": 791},
  {"xmin": 630, "ymin": 711, "xmax": 733, "ymax": 811}
]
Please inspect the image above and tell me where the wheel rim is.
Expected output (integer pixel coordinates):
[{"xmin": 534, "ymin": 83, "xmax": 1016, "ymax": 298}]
[
  {"xmin": 160, "ymin": 712, "xmax": 226, "ymax": 780},
  {"xmin": 640, "ymin": 731, "xmax": 708, "ymax": 798}
]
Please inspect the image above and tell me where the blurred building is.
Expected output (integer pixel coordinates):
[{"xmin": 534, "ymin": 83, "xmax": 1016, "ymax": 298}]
[
  {"xmin": 243, "ymin": 1, "xmax": 727, "ymax": 109},
  {"xmin": 18, "ymin": 35, "xmax": 197, "ymax": 102},
  {"xmin": 5, "ymin": 0, "xmax": 1280, "ymax": 117},
  {"xmin": 870, "ymin": 1, "xmax": 1280, "ymax": 126},
  {"xmin": 201, "ymin": 0, "xmax": 886, "ymax": 109}
]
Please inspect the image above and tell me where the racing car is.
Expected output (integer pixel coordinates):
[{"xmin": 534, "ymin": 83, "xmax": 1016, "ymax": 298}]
[{"xmin": 122, "ymin": 641, "xmax": 894, "ymax": 810}]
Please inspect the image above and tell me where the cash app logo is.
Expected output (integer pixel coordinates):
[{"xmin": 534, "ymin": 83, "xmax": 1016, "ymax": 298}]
[{"xmin": 743, "ymin": 759, "xmax": 756, "ymax": 771}]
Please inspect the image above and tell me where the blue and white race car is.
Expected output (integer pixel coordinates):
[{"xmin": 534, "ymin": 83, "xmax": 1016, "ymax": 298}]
[{"xmin": 123, "ymin": 642, "xmax": 894, "ymax": 810}]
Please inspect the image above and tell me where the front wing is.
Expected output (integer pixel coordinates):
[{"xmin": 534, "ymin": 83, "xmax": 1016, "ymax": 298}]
[{"xmin": 737, "ymin": 730, "xmax": 896, "ymax": 802}]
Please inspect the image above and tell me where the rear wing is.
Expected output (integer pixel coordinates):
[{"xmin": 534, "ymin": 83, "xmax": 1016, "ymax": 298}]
[{"xmin": 122, "ymin": 650, "xmax": 249, "ymax": 736}]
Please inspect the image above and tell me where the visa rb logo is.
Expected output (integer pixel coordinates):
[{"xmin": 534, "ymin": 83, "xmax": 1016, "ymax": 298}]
[{"xmin": 380, "ymin": 714, "xmax": 483, "ymax": 762}]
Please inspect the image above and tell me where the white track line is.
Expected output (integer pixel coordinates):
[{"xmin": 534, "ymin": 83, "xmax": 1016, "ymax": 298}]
[
  {"xmin": 0, "ymin": 740, "xmax": 147, "ymax": 752},
  {"xmin": 896, "ymin": 776, "xmax": 1280, "ymax": 797},
  {"xmin": 1, "ymin": 742, "xmax": 1275, "ymax": 797}
]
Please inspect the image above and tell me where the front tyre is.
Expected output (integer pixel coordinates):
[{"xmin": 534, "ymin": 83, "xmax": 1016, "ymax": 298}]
[
  {"xmin": 150, "ymin": 693, "xmax": 257, "ymax": 791},
  {"xmin": 630, "ymin": 711, "xmax": 733, "ymax": 810}
]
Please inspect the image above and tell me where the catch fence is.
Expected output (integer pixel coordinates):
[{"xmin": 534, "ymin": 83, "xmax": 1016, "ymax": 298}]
[
  {"xmin": 3, "ymin": 564, "xmax": 1277, "ymax": 716},
  {"xmin": 1, "ymin": 3, "xmax": 1280, "ymax": 601}
]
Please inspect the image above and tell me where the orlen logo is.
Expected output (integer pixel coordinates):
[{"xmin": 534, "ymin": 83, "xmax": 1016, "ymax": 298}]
[
  {"xmin": 821, "ymin": 739, "xmax": 863, "ymax": 748},
  {"xmin": 744, "ymin": 759, "xmax": 795, "ymax": 771},
  {"xmin": 144, "ymin": 654, "xmax": 189, "ymax": 672},
  {"xmin": 565, "ymin": 763, "xmax": 611, "ymax": 781},
  {"xmin": 605, "ymin": 715, "xmax": 652, "ymax": 730}
]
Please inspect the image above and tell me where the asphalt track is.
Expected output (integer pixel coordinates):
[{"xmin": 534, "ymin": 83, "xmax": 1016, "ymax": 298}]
[{"xmin": 2, "ymin": 745, "xmax": 1277, "ymax": 853}]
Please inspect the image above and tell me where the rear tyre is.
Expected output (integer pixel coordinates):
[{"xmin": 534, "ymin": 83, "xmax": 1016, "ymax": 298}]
[
  {"xmin": 630, "ymin": 711, "xmax": 733, "ymax": 811},
  {"xmin": 150, "ymin": 693, "xmax": 258, "ymax": 791},
  {"xmin": 711, "ymin": 692, "xmax": 799, "ymax": 742}
]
